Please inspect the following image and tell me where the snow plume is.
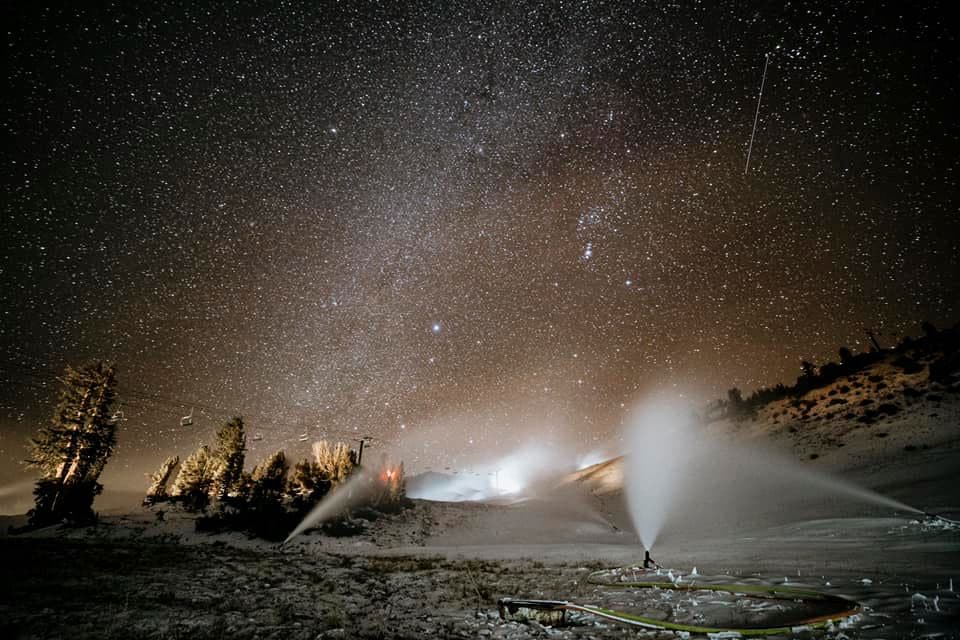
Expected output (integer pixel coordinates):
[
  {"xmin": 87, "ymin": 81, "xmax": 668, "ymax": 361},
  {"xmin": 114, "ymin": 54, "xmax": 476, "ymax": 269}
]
[
  {"xmin": 624, "ymin": 397, "xmax": 699, "ymax": 551},
  {"xmin": 283, "ymin": 468, "xmax": 375, "ymax": 544},
  {"xmin": 623, "ymin": 392, "xmax": 922, "ymax": 552}
]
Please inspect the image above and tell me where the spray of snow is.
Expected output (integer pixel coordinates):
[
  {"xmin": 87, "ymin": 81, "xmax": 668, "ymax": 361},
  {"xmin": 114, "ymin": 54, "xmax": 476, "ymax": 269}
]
[
  {"xmin": 623, "ymin": 392, "xmax": 922, "ymax": 553},
  {"xmin": 624, "ymin": 397, "xmax": 698, "ymax": 551},
  {"xmin": 283, "ymin": 469, "xmax": 375, "ymax": 544}
]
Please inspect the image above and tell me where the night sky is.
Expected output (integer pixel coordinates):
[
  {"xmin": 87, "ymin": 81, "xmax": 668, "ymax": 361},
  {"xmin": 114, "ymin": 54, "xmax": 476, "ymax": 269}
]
[{"xmin": 2, "ymin": 2, "xmax": 958, "ymax": 493}]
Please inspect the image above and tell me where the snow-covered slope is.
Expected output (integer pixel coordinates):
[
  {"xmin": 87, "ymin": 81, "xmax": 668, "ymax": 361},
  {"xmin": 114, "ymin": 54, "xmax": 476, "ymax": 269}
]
[
  {"xmin": 737, "ymin": 352, "xmax": 960, "ymax": 468},
  {"xmin": 565, "ymin": 344, "xmax": 960, "ymax": 493}
]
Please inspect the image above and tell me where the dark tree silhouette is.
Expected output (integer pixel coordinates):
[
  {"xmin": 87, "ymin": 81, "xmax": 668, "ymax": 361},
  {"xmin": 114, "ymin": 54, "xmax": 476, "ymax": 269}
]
[
  {"xmin": 838, "ymin": 346, "xmax": 853, "ymax": 365},
  {"xmin": 249, "ymin": 450, "xmax": 288, "ymax": 504},
  {"xmin": 726, "ymin": 388, "xmax": 753, "ymax": 422}
]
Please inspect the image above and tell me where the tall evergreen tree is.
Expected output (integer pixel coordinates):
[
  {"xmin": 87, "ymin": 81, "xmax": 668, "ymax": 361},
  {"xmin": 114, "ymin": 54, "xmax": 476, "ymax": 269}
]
[
  {"xmin": 145, "ymin": 455, "xmax": 180, "ymax": 504},
  {"xmin": 244, "ymin": 450, "xmax": 290, "ymax": 540},
  {"xmin": 249, "ymin": 450, "xmax": 288, "ymax": 501},
  {"xmin": 211, "ymin": 417, "xmax": 246, "ymax": 500},
  {"xmin": 25, "ymin": 361, "xmax": 118, "ymax": 526},
  {"xmin": 171, "ymin": 444, "xmax": 217, "ymax": 511}
]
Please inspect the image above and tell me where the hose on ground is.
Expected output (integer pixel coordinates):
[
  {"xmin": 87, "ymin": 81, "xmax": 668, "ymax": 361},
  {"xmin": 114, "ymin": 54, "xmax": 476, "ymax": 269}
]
[{"xmin": 499, "ymin": 567, "xmax": 861, "ymax": 636}]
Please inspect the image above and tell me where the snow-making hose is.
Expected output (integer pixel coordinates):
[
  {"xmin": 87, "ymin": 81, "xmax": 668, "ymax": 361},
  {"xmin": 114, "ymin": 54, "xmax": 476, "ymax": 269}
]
[{"xmin": 499, "ymin": 571, "xmax": 861, "ymax": 636}]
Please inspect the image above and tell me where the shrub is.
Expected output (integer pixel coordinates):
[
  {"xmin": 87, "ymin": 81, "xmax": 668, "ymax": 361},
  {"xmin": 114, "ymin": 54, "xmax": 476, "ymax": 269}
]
[
  {"xmin": 892, "ymin": 356, "xmax": 923, "ymax": 374},
  {"xmin": 312, "ymin": 440, "xmax": 357, "ymax": 486}
]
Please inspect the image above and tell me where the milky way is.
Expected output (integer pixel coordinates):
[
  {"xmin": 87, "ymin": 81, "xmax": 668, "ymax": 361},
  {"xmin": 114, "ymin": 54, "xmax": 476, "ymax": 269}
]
[{"xmin": 2, "ymin": 2, "xmax": 958, "ymax": 484}]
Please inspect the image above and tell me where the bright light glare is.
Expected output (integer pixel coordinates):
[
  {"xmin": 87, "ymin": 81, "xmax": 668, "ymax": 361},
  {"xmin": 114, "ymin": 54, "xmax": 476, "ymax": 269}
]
[{"xmin": 407, "ymin": 441, "xmax": 580, "ymax": 501}]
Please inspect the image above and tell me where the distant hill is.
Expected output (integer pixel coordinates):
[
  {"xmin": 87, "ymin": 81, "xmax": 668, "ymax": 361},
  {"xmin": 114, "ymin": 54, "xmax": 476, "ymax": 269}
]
[
  {"xmin": 718, "ymin": 321, "xmax": 960, "ymax": 423},
  {"xmin": 563, "ymin": 457, "xmax": 623, "ymax": 495},
  {"xmin": 730, "ymin": 329, "xmax": 960, "ymax": 467},
  {"xmin": 562, "ymin": 322, "xmax": 960, "ymax": 492}
]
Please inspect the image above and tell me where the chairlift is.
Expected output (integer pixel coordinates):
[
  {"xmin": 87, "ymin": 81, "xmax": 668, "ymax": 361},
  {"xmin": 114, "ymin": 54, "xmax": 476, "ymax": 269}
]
[
  {"xmin": 110, "ymin": 410, "xmax": 124, "ymax": 424},
  {"xmin": 180, "ymin": 408, "xmax": 194, "ymax": 427},
  {"xmin": 298, "ymin": 432, "xmax": 309, "ymax": 442},
  {"xmin": 252, "ymin": 432, "xmax": 264, "ymax": 442}
]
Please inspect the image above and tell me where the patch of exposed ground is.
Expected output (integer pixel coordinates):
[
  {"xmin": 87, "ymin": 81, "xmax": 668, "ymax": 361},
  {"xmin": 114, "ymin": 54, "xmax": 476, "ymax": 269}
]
[{"xmin": 0, "ymin": 537, "xmax": 632, "ymax": 640}]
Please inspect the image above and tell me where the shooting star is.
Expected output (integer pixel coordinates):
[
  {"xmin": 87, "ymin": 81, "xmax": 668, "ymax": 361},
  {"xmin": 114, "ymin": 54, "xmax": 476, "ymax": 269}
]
[{"xmin": 744, "ymin": 53, "xmax": 771, "ymax": 175}]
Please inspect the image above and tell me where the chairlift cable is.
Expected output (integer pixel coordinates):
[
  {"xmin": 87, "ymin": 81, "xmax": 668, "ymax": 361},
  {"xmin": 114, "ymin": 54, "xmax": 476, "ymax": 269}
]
[{"xmin": 0, "ymin": 361, "xmax": 397, "ymax": 444}]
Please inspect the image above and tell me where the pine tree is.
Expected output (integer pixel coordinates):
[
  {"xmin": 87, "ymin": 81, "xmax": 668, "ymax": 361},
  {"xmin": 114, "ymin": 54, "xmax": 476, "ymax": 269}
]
[
  {"xmin": 171, "ymin": 444, "xmax": 217, "ymax": 511},
  {"xmin": 25, "ymin": 361, "xmax": 118, "ymax": 526},
  {"xmin": 249, "ymin": 450, "xmax": 288, "ymax": 502},
  {"xmin": 211, "ymin": 417, "xmax": 246, "ymax": 500},
  {"xmin": 145, "ymin": 456, "xmax": 180, "ymax": 504},
  {"xmin": 244, "ymin": 450, "xmax": 290, "ymax": 540}
]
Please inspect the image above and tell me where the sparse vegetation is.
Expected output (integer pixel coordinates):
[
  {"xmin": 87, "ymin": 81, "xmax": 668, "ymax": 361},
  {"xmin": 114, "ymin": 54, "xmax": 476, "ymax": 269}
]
[
  {"xmin": 183, "ymin": 438, "xmax": 409, "ymax": 540},
  {"xmin": 710, "ymin": 321, "xmax": 960, "ymax": 428}
]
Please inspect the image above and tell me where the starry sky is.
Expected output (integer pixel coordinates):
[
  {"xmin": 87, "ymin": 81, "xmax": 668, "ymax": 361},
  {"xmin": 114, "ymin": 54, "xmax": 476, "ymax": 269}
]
[{"xmin": 2, "ymin": 1, "xmax": 958, "ymax": 493}]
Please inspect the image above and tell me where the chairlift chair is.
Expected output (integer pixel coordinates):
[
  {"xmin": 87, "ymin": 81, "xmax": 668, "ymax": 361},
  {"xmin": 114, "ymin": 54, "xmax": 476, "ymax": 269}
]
[
  {"xmin": 181, "ymin": 408, "xmax": 194, "ymax": 427},
  {"xmin": 252, "ymin": 432, "xmax": 264, "ymax": 442},
  {"xmin": 298, "ymin": 432, "xmax": 309, "ymax": 442}
]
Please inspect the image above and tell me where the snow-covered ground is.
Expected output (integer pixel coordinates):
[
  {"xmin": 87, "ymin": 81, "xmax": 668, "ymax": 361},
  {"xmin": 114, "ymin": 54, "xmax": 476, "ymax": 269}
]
[
  {"xmin": 3, "ymin": 434, "xmax": 958, "ymax": 638},
  {"xmin": 3, "ymin": 361, "xmax": 959, "ymax": 638}
]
